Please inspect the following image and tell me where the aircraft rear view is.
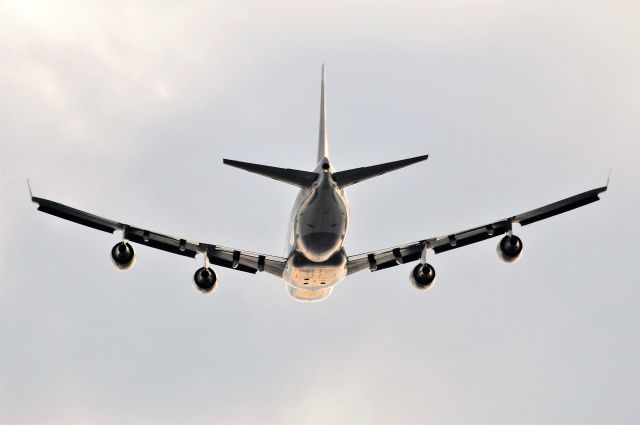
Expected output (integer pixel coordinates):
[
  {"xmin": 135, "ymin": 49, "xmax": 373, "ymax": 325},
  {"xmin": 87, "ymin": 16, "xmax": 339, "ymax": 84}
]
[
  {"xmin": 29, "ymin": 66, "xmax": 608, "ymax": 302},
  {"xmin": 223, "ymin": 66, "xmax": 429, "ymax": 301}
]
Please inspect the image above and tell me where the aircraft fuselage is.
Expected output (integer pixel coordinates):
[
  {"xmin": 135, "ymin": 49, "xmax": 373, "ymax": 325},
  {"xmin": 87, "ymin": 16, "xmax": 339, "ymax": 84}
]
[{"xmin": 282, "ymin": 159, "xmax": 349, "ymax": 301}]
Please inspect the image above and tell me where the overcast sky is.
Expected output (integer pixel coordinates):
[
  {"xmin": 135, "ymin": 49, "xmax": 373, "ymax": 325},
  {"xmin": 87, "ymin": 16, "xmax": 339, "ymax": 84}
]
[{"xmin": 1, "ymin": 1, "xmax": 639, "ymax": 424}]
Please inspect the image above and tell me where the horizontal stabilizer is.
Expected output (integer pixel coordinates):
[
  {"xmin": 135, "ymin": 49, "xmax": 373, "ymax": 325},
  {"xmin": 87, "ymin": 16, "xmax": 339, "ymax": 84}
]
[
  {"xmin": 223, "ymin": 159, "xmax": 319, "ymax": 188},
  {"xmin": 332, "ymin": 154, "xmax": 429, "ymax": 188}
]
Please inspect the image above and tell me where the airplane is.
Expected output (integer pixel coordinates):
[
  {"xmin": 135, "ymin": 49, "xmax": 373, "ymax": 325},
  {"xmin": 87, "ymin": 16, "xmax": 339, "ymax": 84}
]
[{"xmin": 29, "ymin": 66, "xmax": 608, "ymax": 302}]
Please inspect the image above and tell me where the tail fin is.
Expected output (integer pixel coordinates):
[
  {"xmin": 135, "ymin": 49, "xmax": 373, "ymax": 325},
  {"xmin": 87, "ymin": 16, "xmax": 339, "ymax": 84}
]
[
  {"xmin": 332, "ymin": 155, "xmax": 429, "ymax": 188},
  {"xmin": 223, "ymin": 159, "xmax": 318, "ymax": 188},
  {"xmin": 317, "ymin": 64, "xmax": 329, "ymax": 163}
]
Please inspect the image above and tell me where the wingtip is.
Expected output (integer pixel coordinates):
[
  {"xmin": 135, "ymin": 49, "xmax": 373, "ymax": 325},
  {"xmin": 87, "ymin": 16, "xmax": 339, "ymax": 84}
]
[
  {"xmin": 27, "ymin": 178, "xmax": 33, "ymax": 200},
  {"xmin": 606, "ymin": 167, "xmax": 612, "ymax": 188}
]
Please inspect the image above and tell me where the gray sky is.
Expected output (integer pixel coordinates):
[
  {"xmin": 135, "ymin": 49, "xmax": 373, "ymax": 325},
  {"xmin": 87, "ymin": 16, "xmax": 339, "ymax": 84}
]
[{"xmin": 1, "ymin": 1, "xmax": 639, "ymax": 423}]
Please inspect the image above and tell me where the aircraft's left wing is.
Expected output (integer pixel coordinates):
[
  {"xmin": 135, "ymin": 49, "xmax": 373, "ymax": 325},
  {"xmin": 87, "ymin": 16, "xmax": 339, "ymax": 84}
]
[
  {"xmin": 346, "ymin": 183, "xmax": 608, "ymax": 275},
  {"xmin": 30, "ymin": 192, "xmax": 287, "ymax": 277}
]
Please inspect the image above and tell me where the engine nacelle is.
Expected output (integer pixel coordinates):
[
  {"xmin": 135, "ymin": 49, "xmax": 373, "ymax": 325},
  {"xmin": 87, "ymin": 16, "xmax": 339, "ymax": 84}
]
[
  {"xmin": 497, "ymin": 235, "xmax": 523, "ymax": 263},
  {"xmin": 111, "ymin": 242, "xmax": 136, "ymax": 270},
  {"xmin": 410, "ymin": 263, "xmax": 436, "ymax": 290},
  {"xmin": 193, "ymin": 267, "xmax": 218, "ymax": 294}
]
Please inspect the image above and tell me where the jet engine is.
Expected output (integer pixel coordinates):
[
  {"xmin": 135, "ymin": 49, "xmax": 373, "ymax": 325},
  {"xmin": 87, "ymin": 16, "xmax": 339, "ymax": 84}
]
[
  {"xmin": 111, "ymin": 241, "xmax": 136, "ymax": 270},
  {"xmin": 193, "ymin": 267, "xmax": 218, "ymax": 294},
  {"xmin": 497, "ymin": 235, "xmax": 523, "ymax": 263},
  {"xmin": 410, "ymin": 263, "xmax": 436, "ymax": 290}
]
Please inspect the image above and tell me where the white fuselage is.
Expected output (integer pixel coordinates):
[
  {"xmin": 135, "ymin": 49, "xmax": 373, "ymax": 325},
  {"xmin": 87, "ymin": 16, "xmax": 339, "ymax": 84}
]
[{"xmin": 282, "ymin": 158, "xmax": 349, "ymax": 301}]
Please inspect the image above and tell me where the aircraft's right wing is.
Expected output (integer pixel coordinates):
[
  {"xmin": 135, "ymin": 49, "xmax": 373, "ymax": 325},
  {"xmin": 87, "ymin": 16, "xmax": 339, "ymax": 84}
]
[{"xmin": 346, "ymin": 183, "xmax": 608, "ymax": 275}]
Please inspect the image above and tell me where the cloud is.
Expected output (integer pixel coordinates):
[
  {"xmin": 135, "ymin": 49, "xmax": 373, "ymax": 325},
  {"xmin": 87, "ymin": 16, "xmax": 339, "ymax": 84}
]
[{"xmin": 1, "ymin": 1, "xmax": 638, "ymax": 424}]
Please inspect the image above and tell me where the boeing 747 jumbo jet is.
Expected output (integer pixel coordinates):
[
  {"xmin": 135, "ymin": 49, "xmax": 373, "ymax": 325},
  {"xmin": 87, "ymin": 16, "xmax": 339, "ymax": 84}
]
[{"xmin": 30, "ymin": 67, "xmax": 608, "ymax": 301}]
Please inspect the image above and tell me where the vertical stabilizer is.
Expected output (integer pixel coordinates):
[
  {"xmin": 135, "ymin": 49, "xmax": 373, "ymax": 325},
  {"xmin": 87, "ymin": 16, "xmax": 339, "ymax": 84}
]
[{"xmin": 317, "ymin": 64, "xmax": 329, "ymax": 162}]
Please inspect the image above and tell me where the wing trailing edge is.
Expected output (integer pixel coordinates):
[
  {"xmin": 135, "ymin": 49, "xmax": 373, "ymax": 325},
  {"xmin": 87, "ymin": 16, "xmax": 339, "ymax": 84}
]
[{"xmin": 346, "ymin": 179, "xmax": 608, "ymax": 276}]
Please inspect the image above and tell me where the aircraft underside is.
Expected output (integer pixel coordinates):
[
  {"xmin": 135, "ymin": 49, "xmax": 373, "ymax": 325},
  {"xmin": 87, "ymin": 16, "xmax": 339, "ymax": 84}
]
[{"xmin": 282, "ymin": 249, "xmax": 348, "ymax": 301}]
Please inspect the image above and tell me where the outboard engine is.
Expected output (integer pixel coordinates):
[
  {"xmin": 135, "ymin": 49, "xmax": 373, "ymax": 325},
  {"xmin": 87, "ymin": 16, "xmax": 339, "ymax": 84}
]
[
  {"xmin": 497, "ymin": 235, "xmax": 523, "ymax": 263},
  {"xmin": 111, "ymin": 242, "xmax": 136, "ymax": 270},
  {"xmin": 410, "ymin": 263, "xmax": 436, "ymax": 290},
  {"xmin": 193, "ymin": 267, "xmax": 217, "ymax": 294}
]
